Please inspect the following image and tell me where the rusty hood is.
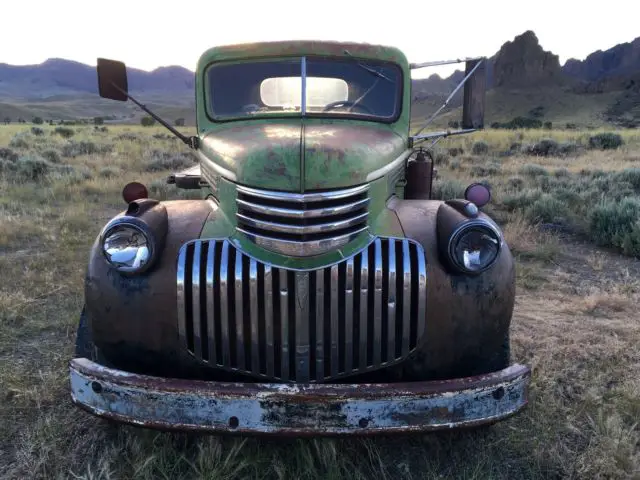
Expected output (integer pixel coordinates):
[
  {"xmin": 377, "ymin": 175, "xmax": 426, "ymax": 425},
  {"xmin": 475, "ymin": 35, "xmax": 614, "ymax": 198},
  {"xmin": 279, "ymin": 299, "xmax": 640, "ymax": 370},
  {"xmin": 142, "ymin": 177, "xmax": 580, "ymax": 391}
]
[{"xmin": 199, "ymin": 121, "xmax": 407, "ymax": 192}]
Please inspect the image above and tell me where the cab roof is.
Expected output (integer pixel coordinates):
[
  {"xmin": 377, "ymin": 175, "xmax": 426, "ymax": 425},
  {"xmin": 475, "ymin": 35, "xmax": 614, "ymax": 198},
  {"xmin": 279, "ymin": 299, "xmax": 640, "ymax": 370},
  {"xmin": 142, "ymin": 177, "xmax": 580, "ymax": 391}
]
[{"xmin": 196, "ymin": 40, "xmax": 409, "ymax": 71}]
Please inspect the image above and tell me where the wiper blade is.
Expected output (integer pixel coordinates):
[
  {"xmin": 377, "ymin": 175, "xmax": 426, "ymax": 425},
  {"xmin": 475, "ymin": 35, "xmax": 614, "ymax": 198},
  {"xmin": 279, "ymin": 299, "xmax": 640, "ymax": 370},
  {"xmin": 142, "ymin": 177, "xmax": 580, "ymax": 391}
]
[{"xmin": 343, "ymin": 50, "xmax": 393, "ymax": 82}]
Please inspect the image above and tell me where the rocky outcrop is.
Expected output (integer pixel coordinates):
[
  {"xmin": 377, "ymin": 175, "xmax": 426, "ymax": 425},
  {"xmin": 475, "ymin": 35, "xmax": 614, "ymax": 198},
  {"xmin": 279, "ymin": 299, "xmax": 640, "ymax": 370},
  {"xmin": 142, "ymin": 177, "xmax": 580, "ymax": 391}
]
[
  {"xmin": 492, "ymin": 31, "xmax": 565, "ymax": 88},
  {"xmin": 563, "ymin": 37, "xmax": 640, "ymax": 82}
]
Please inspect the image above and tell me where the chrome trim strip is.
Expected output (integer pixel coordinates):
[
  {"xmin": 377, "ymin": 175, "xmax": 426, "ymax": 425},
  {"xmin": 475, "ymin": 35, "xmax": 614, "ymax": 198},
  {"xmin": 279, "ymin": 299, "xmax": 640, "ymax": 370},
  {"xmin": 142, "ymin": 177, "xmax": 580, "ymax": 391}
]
[
  {"xmin": 264, "ymin": 265, "xmax": 274, "ymax": 378},
  {"xmin": 344, "ymin": 257, "xmax": 354, "ymax": 373},
  {"xmin": 234, "ymin": 249, "xmax": 245, "ymax": 370},
  {"xmin": 315, "ymin": 268, "xmax": 324, "ymax": 382},
  {"xmin": 236, "ymin": 197, "xmax": 369, "ymax": 219},
  {"xmin": 359, "ymin": 249, "xmax": 368, "ymax": 370},
  {"xmin": 330, "ymin": 264, "xmax": 339, "ymax": 377},
  {"xmin": 279, "ymin": 270, "xmax": 290, "ymax": 381},
  {"xmin": 401, "ymin": 240, "xmax": 411, "ymax": 356},
  {"xmin": 295, "ymin": 272, "xmax": 310, "ymax": 382},
  {"xmin": 236, "ymin": 226, "xmax": 369, "ymax": 257},
  {"xmin": 372, "ymin": 239, "xmax": 383, "ymax": 366},
  {"xmin": 237, "ymin": 211, "xmax": 368, "ymax": 235},
  {"xmin": 192, "ymin": 241, "xmax": 202, "ymax": 359},
  {"xmin": 387, "ymin": 240, "xmax": 397, "ymax": 363},
  {"xmin": 365, "ymin": 149, "xmax": 412, "ymax": 182},
  {"xmin": 206, "ymin": 240, "xmax": 216, "ymax": 365},
  {"xmin": 249, "ymin": 258, "xmax": 259, "ymax": 374},
  {"xmin": 236, "ymin": 183, "xmax": 369, "ymax": 203},
  {"xmin": 176, "ymin": 245, "xmax": 187, "ymax": 348},
  {"xmin": 219, "ymin": 242, "xmax": 231, "ymax": 365},
  {"xmin": 417, "ymin": 244, "xmax": 427, "ymax": 340}
]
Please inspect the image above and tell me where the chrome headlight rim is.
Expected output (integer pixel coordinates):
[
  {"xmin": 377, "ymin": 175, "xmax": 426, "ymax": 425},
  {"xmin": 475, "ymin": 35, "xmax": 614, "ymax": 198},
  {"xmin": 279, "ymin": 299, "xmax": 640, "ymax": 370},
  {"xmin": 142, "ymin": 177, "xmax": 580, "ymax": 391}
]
[
  {"xmin": 447, "ymin": 219, "xmax": 503, "ymax": 275},
  {"xmin": 99, "ymin": 216, "xmax": 156, "ymax": 275}
]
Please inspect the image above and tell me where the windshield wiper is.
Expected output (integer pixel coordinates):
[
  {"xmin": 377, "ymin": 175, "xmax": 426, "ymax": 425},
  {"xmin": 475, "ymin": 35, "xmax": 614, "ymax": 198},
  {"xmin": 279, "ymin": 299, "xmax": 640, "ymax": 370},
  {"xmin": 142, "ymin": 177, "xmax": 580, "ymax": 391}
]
[{"xmin": 343, "ymin": 50, "xmax": 393, "ymax": 83}]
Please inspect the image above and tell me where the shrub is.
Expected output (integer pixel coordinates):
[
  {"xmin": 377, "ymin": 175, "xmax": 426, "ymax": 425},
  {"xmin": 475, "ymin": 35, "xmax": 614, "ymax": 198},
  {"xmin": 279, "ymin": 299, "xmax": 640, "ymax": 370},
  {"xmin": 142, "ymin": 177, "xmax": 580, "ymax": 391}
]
[
  {"xmin": 432, "ymin": 179, "xmax": 466, "ymax": 200},
  {"xmin": 14, "ymin": 155, "xmax": 53, "ymax": 182},
  {"xmin": 525, "ymin": 138, "xmax": 559, "ymax": 156},
  {"xmin": 145, "ymin": 150, "xmax": 196, "ymax": 172},
  {"xmin": 31, "ymin": 127, "xmax": 44, "ymax": 136},
  {"xmin": 141, "ymin": 116, "xmax": 156, "ymax": 127},
  {"xmin": 613, "ymin": 168, "xmax": 640, "ymax": 190},
  {"xmin": 503, "ymin": 189, "xmax": 543, "ymax": 211},
  {"xmin": 449, "ymin": 159, "xmax": 461, "ymax": 170},
  {"xmin": 94, "ymin": 117, "xmax": 104, "ymax": 125},
  {"xmin": 448, "ymin": 147, "xmax": 464, "ymax": 157},
  {"xmin": 32, "ymin": 116, "xmax": 44, "ymax": 125},
  {"xmin": 54, "ymin": 126, "xmax": 75, "ymax": 138},
  {"xmin": 471, "ymin": 141, "xmax": 489, "ymax": 155},
  {"xmin": 8, "ymin": 134, "xmax": 30, "ymax": 149},
  {"xmin": 507, "ymin": 176, "xmax": 525, "ymax": 190},
  {"xmin": 543, "ymin": 121, "xmax": 553, "ymax": 129},
  {"xmin": 174, "ymin": 118, "xmax": 185, "ymax": 127},
  {"xmin": 588, "ymin": 133, "xmax": 623, "ymax": 150},
  {"xmin": 94, "ymin": 126, "xmax": 109, "ymax": 133},
  {"xmin": 61, "ymin": 141, "xmax": 113, "ymax": 157},
  {"xmin": 41, "ymin": 149, "xmax": 62, "ymax": 163},
  {"xmin": 525, "ymin": 194, "xmax": 570, "ymax": 224},
  {"xmin": 470, "ymin": 163, "xmax": 500, "ymax": 177},
  {"xmin": 554, "ymin": 168, "xmax": 570, "ymax": 178},
  {"xmin": 0, "ymin": 147, "xmax": 18, "ymax": 162},
  {"xmin": 590, "ymin": 198, "xmax": 640, "ymax": 257},
  {"xmin": 518, "ymin": 164, "xmax": 549, "ymax": 177},
  {"xmin": 98, "ymin": 166, "xmax": 121, "ymax": 178},
  {"xmin": 116, "ymin": 133, "xmax": 143, "ymax": 142}
]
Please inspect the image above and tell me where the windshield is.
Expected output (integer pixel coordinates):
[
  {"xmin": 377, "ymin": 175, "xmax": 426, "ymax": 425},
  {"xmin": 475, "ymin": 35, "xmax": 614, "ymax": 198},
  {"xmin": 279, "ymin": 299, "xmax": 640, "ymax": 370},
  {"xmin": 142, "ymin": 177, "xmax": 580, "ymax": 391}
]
[{"xmin": 206, "ymin": 57, "xmax": 402, "ymax": 121}]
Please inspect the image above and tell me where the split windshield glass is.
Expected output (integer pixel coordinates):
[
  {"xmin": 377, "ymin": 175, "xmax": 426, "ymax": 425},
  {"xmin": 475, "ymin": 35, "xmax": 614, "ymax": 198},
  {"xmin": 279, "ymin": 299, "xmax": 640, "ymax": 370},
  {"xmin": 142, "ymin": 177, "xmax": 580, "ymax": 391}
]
[{"xmin": 206, "ymin": 57, "xmax": 402, "ymax": 121}]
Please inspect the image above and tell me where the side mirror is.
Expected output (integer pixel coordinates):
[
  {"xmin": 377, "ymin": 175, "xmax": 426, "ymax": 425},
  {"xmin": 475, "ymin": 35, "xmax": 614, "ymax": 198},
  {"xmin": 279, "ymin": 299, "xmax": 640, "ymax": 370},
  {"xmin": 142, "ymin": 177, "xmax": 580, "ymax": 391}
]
[
  {"xmin": 461, "ymin": 58, "xmax": 486, "ymax": 129},
  {"xmin": 97, "ymin": 58, "xmax": 129, "ymax": 102}
]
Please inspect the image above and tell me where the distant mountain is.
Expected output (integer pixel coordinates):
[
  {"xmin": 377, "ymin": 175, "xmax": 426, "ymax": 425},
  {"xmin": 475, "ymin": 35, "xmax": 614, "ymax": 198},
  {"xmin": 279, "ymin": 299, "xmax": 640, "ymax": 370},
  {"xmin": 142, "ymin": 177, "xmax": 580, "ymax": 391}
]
[
  {"xmin": 1, "ymin": 32, "xmax": 639, "ymax": 127},
  {"xmin": 0, "ymin": 58, "xmax": 194, "ymax": 100}
]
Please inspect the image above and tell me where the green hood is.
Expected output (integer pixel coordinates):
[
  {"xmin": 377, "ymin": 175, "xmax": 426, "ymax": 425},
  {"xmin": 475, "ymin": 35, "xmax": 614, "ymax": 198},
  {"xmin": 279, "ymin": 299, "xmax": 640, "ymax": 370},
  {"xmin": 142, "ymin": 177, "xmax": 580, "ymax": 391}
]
[{"xmin": 199, "ymin": 120, "xmax": 407, "ymax": 192}]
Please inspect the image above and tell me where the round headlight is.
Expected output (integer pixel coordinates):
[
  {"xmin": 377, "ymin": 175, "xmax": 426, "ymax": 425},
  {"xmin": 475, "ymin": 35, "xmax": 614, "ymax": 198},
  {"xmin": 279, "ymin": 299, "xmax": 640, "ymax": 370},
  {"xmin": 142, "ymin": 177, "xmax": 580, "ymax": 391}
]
[
  {"xmin": 448, "ymin": 221, "xmax": 502, "ymax": 274},
  {"xmin": 102, "ymin": 224, "xmax": 151, "ymax": 273}
]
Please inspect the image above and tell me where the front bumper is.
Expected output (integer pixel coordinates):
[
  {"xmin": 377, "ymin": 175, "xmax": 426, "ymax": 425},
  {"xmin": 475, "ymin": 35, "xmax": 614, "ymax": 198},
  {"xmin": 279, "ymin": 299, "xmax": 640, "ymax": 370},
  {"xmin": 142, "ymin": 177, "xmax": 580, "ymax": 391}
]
[{"xmin": 69, "ymin": 358, "xmax": 530, "ymax": 435}]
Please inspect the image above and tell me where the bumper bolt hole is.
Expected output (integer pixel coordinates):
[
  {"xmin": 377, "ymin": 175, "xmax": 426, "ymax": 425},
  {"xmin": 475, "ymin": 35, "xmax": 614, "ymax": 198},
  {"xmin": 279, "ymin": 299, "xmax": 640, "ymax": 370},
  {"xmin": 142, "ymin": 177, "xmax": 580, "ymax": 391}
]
[
  {"xmin": 493, "ymin": 386, "xmax": 505, "ymax": 400},
  {"xmin": 359, "ymin": 418, "xmax": 369, "ymax": 428},
  {"xmin": 91, "ymin": 381, "xmax": 103, "ymax": 394},
  {"xmin": 229, "ymin": 416, "xmax": 239, "ymax": 429}
]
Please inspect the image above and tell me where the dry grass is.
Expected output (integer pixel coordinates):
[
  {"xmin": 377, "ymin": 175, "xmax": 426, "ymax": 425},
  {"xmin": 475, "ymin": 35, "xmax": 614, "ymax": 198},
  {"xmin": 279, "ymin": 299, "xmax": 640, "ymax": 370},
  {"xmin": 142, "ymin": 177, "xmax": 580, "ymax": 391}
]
[{"xmin": 0, "ymin": 125, "xmax": 639, "ymax": 479}]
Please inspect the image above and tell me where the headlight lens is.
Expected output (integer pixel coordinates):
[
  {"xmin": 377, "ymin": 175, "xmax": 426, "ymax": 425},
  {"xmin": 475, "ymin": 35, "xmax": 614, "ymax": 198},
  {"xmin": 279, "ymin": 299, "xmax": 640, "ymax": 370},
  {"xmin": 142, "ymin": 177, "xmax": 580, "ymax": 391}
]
[
  {"xmin": 449, "ymin": 222, "xmax": 501, "ymax": 274},
  {"xmin": 102, "ymin": 224, "xmax": 151, "ymax": 272}
]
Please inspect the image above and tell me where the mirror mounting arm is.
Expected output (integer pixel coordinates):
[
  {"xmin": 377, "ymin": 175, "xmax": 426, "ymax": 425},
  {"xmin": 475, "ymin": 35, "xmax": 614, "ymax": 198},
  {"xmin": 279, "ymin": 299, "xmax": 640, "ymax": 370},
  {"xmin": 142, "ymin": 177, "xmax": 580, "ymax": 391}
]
[{"xmin": 110, "ymin": 83, "xmax": 199, "ymax": 150}]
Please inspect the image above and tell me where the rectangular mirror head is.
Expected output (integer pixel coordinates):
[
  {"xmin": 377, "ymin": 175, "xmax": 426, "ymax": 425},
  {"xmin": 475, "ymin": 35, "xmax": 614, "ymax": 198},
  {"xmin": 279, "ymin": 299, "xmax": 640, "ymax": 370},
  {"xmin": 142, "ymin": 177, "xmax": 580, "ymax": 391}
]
[
  {"xmin": 462, "ymin": 58, "xmax": 486, "ymax": 129},
  {"xmin": 97, "ymin": 58, "xmax": 129, "ymax": 101}
]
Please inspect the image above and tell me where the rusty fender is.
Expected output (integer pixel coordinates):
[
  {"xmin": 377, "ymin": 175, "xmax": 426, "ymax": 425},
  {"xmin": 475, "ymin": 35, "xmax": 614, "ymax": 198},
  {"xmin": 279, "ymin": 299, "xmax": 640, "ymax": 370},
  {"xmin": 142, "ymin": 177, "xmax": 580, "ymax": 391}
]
[{"xmin": 70, "ymin": 358, "xmax": 530, "ymax": 435}]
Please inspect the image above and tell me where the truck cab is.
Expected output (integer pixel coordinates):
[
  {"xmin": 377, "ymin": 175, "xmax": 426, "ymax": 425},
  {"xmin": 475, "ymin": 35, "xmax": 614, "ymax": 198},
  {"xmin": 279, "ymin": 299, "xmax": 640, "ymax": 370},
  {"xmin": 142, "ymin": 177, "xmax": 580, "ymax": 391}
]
[{"xmin": 70, "ymin": 41, "xmax": 530, "ymax": 435}]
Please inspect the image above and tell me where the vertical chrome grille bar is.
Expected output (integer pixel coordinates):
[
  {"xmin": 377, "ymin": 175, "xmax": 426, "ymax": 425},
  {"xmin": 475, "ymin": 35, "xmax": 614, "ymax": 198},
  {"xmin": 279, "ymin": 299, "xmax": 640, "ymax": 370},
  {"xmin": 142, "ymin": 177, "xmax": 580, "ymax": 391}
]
[
  {"xmin": 249, "ymin": 258, "xmax": 259, "ymax": 374},
  {"xmin": 315, "ymin": 269, "xmax": 324, "ymax": 382},
  {"xmin": 176, "ymin": 245, "xmax": 187, "ymax": 348},
  {"xmin": 330, "ymin": 264, "xmax": 339, "ymax": 376},
  {"xmin": 401, "ymin": 240, "xmax": 412, "ymax": 356},
  {"xmin": 387, "ymin": 239, "xmax": 397, "ymax": 363},
  {"xmin": 206, "ymin": 240, "xmax": 217, "ymax": 365},
  {"xmin": 358, "ymin": 249, "xmax": 368, "ymax": 370},
  {"xmin": 234, "ymin": 251, "xmax": 245, "ymax": 370},
  {"xmin": 279, "ymin": 270, "xmax": 290, "ymax": 381},
  {"xmin": 372, "ymin": 239, "xmax": 383, "ymax": 366},
  {"xmin": 264, "ymin": 264, "xmax": 274, "ymax": 377},
  {"xmin": 416, "ymin": 244, "xmax": 427, "ymax": 340},
  {"xmin": 219, "ymin": 242, "xmax": 231, "ymax": 365},
  {"xmin": 191, "ymin": 241, "xmax": 202, "ymax": 359},
  {"xmin": 294, "ymin": 272, "xmax": 310, "ymax": 382},
  {"xmin": 344, "ymin": 257, "xmax": 355, "ymax": 373}
]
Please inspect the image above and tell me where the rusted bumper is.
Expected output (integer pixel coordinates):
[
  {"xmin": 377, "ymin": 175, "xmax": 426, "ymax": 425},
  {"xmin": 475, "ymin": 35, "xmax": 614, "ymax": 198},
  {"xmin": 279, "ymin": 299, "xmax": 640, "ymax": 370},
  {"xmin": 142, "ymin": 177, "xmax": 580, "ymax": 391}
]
[{"xmin": 69, "ymin": 358, "xmax": 530, "ymax": 435}]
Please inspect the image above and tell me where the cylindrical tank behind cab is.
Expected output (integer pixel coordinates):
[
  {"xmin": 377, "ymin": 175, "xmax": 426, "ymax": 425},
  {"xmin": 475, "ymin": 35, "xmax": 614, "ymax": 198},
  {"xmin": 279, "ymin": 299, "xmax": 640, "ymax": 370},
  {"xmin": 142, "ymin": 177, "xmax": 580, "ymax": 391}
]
[{"xmin": 404, "ymin": 150, "xmax": 434, "ymax": 200}]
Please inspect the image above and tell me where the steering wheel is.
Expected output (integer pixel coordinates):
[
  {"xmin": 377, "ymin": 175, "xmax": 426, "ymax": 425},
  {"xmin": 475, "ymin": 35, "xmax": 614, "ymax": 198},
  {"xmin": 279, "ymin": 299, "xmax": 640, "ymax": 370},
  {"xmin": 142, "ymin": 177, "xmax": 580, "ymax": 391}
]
[{"xmin": 322, "ymin": 101, "xmax": 373, "ymax": 115}]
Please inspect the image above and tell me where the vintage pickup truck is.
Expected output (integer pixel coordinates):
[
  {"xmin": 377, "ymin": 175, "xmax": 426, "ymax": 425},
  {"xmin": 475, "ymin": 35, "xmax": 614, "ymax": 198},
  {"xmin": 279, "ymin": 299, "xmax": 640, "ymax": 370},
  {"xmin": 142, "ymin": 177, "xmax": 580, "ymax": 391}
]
[{"xmin": 69, "ymin": 40, "xmax": 530, "ymax": 435}]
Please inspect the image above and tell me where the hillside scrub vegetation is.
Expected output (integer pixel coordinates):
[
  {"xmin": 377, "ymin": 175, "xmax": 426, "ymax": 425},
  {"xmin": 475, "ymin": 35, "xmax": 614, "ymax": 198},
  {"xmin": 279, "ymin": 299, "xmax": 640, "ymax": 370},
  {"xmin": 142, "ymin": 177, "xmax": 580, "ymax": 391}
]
[{"xmin": 0, "ymin": 124, "xmax": 638, "ymax": 479}]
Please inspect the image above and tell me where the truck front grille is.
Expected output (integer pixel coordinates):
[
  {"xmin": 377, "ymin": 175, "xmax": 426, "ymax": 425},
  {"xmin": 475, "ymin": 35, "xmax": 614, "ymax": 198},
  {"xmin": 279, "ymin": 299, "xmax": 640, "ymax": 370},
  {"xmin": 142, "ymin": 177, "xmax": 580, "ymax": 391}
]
[
  {"xmin": 177, "ymin": 237, "xmax": 427, "ymax": 383},
  {"xmin": 235, "ymin": 184, "xmax": 370, "ymax": 257}
]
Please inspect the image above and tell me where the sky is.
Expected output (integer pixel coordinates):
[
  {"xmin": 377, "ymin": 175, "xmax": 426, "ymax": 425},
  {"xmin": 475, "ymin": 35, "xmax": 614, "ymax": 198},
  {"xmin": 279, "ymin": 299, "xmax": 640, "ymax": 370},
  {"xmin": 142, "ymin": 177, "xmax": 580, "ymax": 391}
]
[{"xmin": 2, "ymin": 0, "xmax": 639, "ymax": 78}]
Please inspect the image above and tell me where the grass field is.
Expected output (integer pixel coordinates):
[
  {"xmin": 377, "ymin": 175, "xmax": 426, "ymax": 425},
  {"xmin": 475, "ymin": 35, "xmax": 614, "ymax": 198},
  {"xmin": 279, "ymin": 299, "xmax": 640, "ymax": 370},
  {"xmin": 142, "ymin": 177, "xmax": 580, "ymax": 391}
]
[{"xmin": 1, "ymin": 125, "xmax": 639, "ymax": 479}]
